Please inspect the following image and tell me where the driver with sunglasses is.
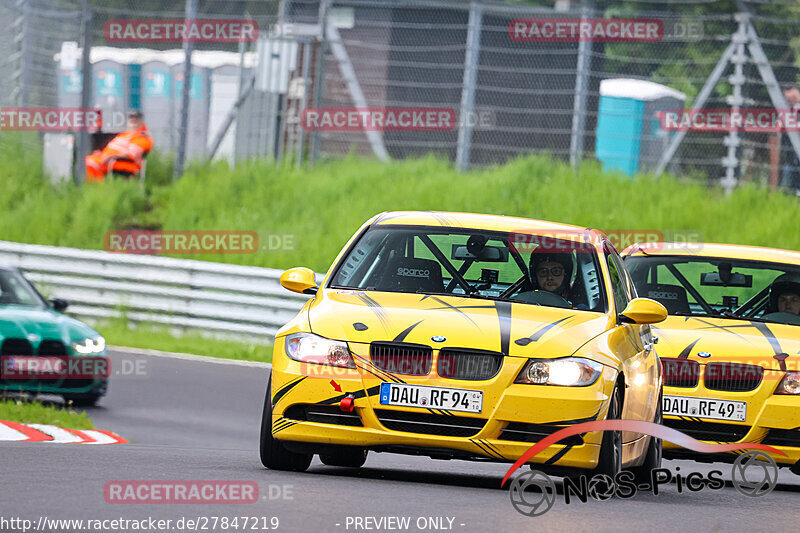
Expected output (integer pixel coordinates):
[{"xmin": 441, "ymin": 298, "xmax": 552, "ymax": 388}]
[{"xmin": 530, "ymin": 252, "xmax": 573, "ymax": 300}]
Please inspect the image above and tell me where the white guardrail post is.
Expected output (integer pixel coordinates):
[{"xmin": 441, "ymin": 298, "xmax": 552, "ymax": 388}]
[{"xmin": 0, "ymin": 241, "xmax": 321, "ymax": 343}]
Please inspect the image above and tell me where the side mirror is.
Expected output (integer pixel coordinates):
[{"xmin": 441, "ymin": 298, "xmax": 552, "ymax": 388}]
[
  {"xmin": 619, "ymin": 298, "xmax": 667, "ymax": 324},
  {"xmin": 280, "ymin": 267, "xmax": 318, "ymax": 295},
  {"xmin": 50, "ymin": 298, "xmax": 69, "ymax": 312}
]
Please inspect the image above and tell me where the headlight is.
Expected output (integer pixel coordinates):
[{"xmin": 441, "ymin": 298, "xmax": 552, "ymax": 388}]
[
  {"xmin": 776, "ymin": 372, "xmax": 800, "ymax": 395},
  {"xmin": 516, "ymin": 357, "xmax": 603, "ymax": 386},
  {"xmin": 72, "ymin": 336, "xmax": 105, "ymax": 354},
  {"xmin": 284, "ymin": 333, "xmax": 355, "ymax": 369}
]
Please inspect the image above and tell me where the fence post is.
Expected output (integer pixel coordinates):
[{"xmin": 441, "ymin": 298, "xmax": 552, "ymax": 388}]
[
  {"xmin": 17, "ymin": 0, "xmax": 32, "ymax": 107},
  {"xmin": 74, "ymin": 0, "xmax": 92, "ymax": 185},
  {"xmin": 720, "ymin": 12, "xmax": 748, "ymax": 193},
  {"xmin": 309, "ymin": 0, "xmax": 330, "ymax": 165},
  {"xmin": 296, "ymin": 40, "xmax": 312, "ymax": 168},
  {"xmin": 173, "ymin": 0, "xmax": 198, "ymax": 180},
  {"xmin": 569, "ymin": 0, "xmax": 593, "ymax": 169},
  {"xmin": 456, "ymin": 2, "xmax": 483, "ymax": 172}
]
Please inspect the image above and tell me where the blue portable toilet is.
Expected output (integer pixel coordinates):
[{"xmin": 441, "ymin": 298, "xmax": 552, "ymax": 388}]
[{"xmin": 595, "ymin": 79, "xmax": 686, "ymax": 176}]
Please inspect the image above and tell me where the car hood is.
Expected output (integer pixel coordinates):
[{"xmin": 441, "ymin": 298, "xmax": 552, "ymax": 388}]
[
  {"xmin": 307, "ymin": 290, "xmax": 610, "ymax": 357},
  {"xmin": 0, "ymin": 305, "xmax": 99, "ymax": 345},
  {"xmin": 652, "ymin": 315, "xmax": 800, "ymax": 370}
]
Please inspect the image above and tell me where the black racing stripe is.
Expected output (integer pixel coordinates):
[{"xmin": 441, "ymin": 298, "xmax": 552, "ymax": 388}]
[
  {"xmin": 272, "ymin": 377, "xmax": 306, "ymax": 406},
  {"xmin": 677, "ymin": 338, "xmax": 701, "ymax": 359},
  {"xmin": 428, "ymin": 296, "xmax": 479, "ymax": 327},
  {"xmin": 393, "ymin": 320, "xmax": 423, "ymax": 342},
  {"xmin": 273, "ymin": 421, "xmax": 296, "ymax": 434},
  {"xmin": 357, "ymin": 294, "xmax": 390, "ymax": 328},
  {"xmin": 470, "ymin": 439, "xmax": 498, "ymax": 458},
  {"xmin": 318, "ymin": 385, "xmax": 382, "ymax": 405},
  {"xmin": 494, "ymin": 300, "xmax": 513, "ymax": 355},
  {"xmin": 272, "ymin": 417, "xmax": 295, "ymax": 433},
  {"xmin": 482, "ymin": 439, "xmax": 505, "ymax": 459},
  {"xmin": 515, "ymin": 316, "xmax": 574, "ymax": 346},
  {"xmin": 750, "ymin": 321, "xmax": 783, "ymax": 355},
  {"xmin": 273, "ymin": 419, "xmax": 292, "ymax": 431},
  {"xmin": 544, "ymin": 444, "xmax": 574, "ymax": 465},
  {"xmin": 689, "ymin": 318, "xmax": 748, "ymax": 340}
]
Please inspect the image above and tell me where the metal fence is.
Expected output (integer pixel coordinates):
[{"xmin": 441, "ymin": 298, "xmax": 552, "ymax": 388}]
[
  {"xmin": 3, "ymin": 0, "xmax": 800, "ymax": 191},
  {"xmin": 0, "ymin": 240, "xmax": 318, "ymax": 343}
]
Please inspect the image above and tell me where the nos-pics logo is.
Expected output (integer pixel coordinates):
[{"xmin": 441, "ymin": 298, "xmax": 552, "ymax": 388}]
[{"xmin": 502, "ymin": 421, "xmax": 782, "ymax": 517}]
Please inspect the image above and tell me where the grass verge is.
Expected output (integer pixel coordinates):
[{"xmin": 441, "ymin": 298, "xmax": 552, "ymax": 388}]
[
  {"xmin": 98, "ymin": 319, "xmax": 273, "ymax": 363},
  {"xmin": 4, "ymin": 133, "xmax": 800, "ymax": 275},
  {"xmin": 0, "ymin": 397, "xmax": 94, "ymax": 429}
]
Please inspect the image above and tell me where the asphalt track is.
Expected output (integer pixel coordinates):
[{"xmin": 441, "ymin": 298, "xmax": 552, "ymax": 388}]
[{"xmin": 2, "ymin": 349, "xmax": 799, "ymax": 533}]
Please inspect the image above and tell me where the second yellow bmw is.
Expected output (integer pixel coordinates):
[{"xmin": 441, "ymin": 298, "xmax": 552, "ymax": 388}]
[{"xmin": 260, "ymin": 212, "xmax": 666, "ymax": 479}]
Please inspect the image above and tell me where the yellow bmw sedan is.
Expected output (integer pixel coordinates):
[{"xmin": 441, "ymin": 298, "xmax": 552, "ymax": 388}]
[
  {"xmin": 260, "ymin": 212, "xmax": 666, "ymax": 479},
  {"xmin": 623, "ymin": 242, "xmax": 800, "ymax": 475}
]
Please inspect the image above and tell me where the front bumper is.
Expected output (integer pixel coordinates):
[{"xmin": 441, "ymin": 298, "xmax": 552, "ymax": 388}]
[
  {"xmin": 270, "ymin": 339, "xmax": 618, "ymax": 470},
  {"xmin": 662, "ymin": 371, "xmax": 800, "ymax": 466}
]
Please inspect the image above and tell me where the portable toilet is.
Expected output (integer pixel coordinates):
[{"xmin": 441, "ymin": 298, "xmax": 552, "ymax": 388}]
[
  {"xmin": 58, "ymin": 66, "xmax": 82, "ymax": 108},
  {"xmin": 595, "ymin": 79, "xmax": 686, "ymax": 176},
  {"xmin": 93, "ymin": 59, "xmax": 128, "ymax": 132},
  {"xmin": 171, "ymin": 64, "xmax": 210, "ymax": 160},
  {"xmin": 140, "ymin": 61, "xmax": 173, "ymax": 151},
  {"xmin": 208, "ymin": 64, "xmax": 242, "ymax": 164}
]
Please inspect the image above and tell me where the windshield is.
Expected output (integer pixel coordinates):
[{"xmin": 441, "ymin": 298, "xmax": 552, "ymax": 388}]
[
  {"xmin": 329, "ymin": 226, "xmax": 607, "ymax": 312},
  {"xmin": 0, "ymin": 269, "xmax": 46, "ymax": 307},
  {"xmin": 625, "ymin": 255, "xmax": 800, "ymax": 326}
]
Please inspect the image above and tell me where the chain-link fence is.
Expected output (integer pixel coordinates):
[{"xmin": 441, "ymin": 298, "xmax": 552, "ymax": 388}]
[{"xmin": 3, "ymin": 0, "xmax": 800, "ymax": 192}]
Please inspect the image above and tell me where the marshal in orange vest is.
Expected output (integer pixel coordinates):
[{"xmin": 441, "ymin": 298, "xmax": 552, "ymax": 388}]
[{"xmin": 85, "ymin": 110, "xmax": 154, "ymax": 183}]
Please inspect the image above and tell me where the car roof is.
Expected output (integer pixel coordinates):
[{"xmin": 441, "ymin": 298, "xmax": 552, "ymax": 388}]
[
  {"xmin": 622, "ymin": 242, "xmax": 800, "ymax": 265},
  {"xmin": 372, "ymin": 211, "xmax": 607, "ymax": 241}
]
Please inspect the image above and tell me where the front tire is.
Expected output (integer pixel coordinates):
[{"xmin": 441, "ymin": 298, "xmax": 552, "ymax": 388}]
[
  {"xmin": 259, "ymin": 374, "xmax": 312, "ymax": 472},
  {"xmin": 593, "ymin": 383, "xmax": 622, "ymax": 478},
  {"xmin": 630, "ymin": 391, "xmax": 663, "ymax": 484}
]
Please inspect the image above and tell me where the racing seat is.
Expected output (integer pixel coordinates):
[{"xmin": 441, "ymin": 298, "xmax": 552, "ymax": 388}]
[
  {"xmin": 637, "ymin": 283, "xmax": 690, "ymax": 314},
  {"xmin": 376, "ymin": 257, "xmax": 444, "ymax": 293}
]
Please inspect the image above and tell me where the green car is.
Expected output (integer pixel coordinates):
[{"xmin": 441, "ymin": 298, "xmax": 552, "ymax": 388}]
[{"xmin": 0, "ymin": 265, "xmax": 107, "ymax": 406}]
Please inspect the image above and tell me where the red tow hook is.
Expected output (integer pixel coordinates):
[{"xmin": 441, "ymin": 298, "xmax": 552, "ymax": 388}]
[{"xmin": 339, "ymin": 395, "xmax": 355, "ymax": 412}]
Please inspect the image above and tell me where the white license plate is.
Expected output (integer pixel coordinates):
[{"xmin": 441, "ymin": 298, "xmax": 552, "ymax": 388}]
[
  {"xmin": 663, "ymin": 395, "xmax": 746, "ymax": 422},
  {"xmin": 379, "ymin": 382, "xmax": 483, "ymax": 414}
]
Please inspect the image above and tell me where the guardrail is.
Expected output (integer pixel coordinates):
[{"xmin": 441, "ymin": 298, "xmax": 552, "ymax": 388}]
[{"xmin": 0, "ymin": 241, "xmax": 321, "ymax": 343}]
